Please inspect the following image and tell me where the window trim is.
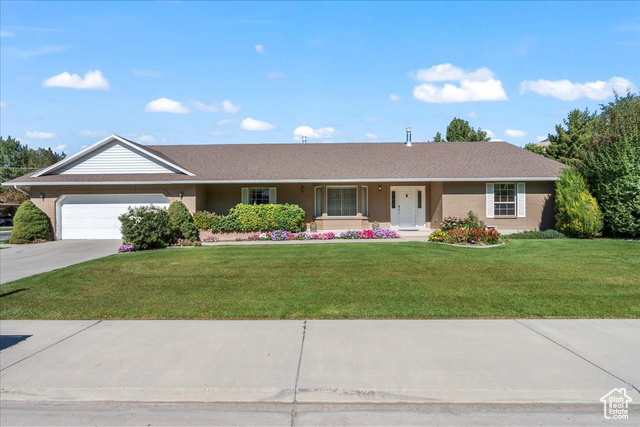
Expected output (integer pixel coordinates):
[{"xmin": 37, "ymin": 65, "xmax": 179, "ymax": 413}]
[
  {"xmin": 314, "ymin": 186, "xmax": 323, "ymax": 217},
  {"xmin": 241, "ymin": 187, "xmax": 276, "ymax": 205},
  {"xmin": 486, "ymin": 182, "xmax": 525, "ymax": 219},
  {"xmin": 361, "ymin": 186, "xmax": 369, "ymax": 217},
  {"xmin": 326, "ymin": 185, "xmax": 359, "ymax": 217}
]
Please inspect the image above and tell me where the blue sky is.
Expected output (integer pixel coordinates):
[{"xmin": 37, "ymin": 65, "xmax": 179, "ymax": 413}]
[{"xmin": 1, "ymin": 1, "xmax": 638, "ymax": 154}]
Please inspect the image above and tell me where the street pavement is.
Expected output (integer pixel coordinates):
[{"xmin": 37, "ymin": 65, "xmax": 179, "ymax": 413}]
[
  {"xmin": 0, "ymin": 230, "xmax": 11, "ymax": 241},
  {"xmin": 1, "ymin": 319, "xmax": 638, "ymax": 425},
  {"xmin": 0, "ymin": 240, "xmax": 121, "ymax": 284}
]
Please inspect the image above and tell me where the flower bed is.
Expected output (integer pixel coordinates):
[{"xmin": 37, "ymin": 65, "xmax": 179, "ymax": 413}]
[
  {"xmin": 239, "ymin": 228, "xmax": 400, "ymax": 242},
  {"xmin": 171, "ymin": 238, "xmax": 202, "ymax": 247},
  {"xmin": 118, "ymin": 243, "xmax": 134, "ymax": 253},
  {"xmin": 429, "ymin": 211, "xmax": 502, "ymax": 246}
]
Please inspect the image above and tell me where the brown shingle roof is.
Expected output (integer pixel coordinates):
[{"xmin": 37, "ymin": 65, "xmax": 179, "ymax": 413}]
[{"xmin": 5, "ymin": 141, "xmax": 565, "ymax": 185}]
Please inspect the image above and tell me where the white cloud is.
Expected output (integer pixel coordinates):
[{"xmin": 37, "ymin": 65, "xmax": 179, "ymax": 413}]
[
  {"xmin": 389, "ymin": 93, "xmax": 400, "ymax": 102},
  {"xmin": 485, "ymin": 129, "xmax": 495, "ymax": 139},
  {"xmin": 414, "ymin": 79, "xmax": 508, "ymax": 103},
  {"xmin": 217, "ymin": 119, "xmax": 233, "ymax": 125},
  {"xmin": 193, "ymin": 99, "xmax": 241, "ymax": 113},
  {"xmin": 43, "ymin": 70, "xmax": 109, "ymax": 90},
  {"xmin": 222, "ymin": 99, "xmax": 241, "ymax": 113},
  {"xmin": 145, "ymin": 98, "xmax": 189, "ymax": 114},
  {"xmin": 138, "ymin": 135, "xmax": 156, "ymax": 143},
  {"xmin": 505, "ymin": 129, "xmax": 526, "ymax": 138},
  {"xmin": 241, "ymin": 117, "xmax": 275, "ymax": 131},
  {"xmin": 536, "ymin": 135, "xmax": 547, "ymax": 141},
  {"xmin": 0, "ymin": 101, "xmax": 7, "ymax": 110},
  {"xmin": 79, "ymin": 130, "xmax": 108, "ymax": 138},
  {"xmin": 365, "ymin": 132, "xmax": 377, "ymax": 140},
  {"xmin": 412, "ymin": 64, "xmax": 508, "ymax": 104},
  {"xmin": 0, "ymin": 31, "xmax": 13, "ymax": 37},
  {"xmin": 267, "ymin": 71, "xmax": 284, "ymax": 79},
  {"xmin": 414, "ymin": 63, "xmax": 495, "ymax": 82},
  {"xmin": 54, "ymin": 144, "xmax": 66, "ymax": 151},
  {"xmin": 468, "ymin": 111, "xmax": 477, "ymax": 118},
  {"xmin": 255, "ymin": 44, "xmax": 264, "ymax": 54},
  {"xmin": 132, "ymin": 68, "xmax": 161, "ymax": 78},
  {"xmin": 26, "ymin": 131, "xmax": 57, "ymax": 139},
  {"xmin": 293, "ymin": 126, "xmax": 335, "ymax": 140},
  {"xmin": 519, "ymin": 76, "xmax": 636, "ymax": 101}
]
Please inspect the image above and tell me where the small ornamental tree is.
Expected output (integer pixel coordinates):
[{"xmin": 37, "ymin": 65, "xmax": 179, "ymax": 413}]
[
  {"xmin": 555, "ymin": 168, "xmax": 603, "ymax": 238},
  {"xmin": 10, "ymin": 201, "xmax": 53, "ymax": 244},
  {"xmin": 118, "ymin": 205, "xmax": 173, "ymax": 250},
  {"xmin": 168, "ymin": 201, "xmax": 199, "ymax": 241}
]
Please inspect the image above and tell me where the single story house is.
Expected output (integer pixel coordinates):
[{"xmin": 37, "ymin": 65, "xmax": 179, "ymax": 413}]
[{"xmin": 4, "ymin": 134, "xmax": 564, "ymax": 239}]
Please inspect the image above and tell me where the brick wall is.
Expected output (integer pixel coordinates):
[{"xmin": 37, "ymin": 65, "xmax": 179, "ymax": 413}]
[{"xmin": 441, "ymin": 181, "xmax": 555, "ymax": 231}]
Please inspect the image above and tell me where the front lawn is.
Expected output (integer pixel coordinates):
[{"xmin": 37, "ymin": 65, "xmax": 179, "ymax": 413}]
[{"xmin": 1, "ymin": 240, "xmax": 638, "ymax": 319}]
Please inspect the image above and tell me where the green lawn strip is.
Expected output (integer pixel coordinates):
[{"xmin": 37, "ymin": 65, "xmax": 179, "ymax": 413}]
[{"xmin": 1, "ymin": 240, "xmax": 638, "ymax": 319}]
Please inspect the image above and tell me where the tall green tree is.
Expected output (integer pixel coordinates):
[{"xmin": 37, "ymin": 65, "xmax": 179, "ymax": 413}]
[
  {"xmin": 1, "ymin": 136, "xmax": 66, "ymax": 203},
  {"xmin": 579, "ymin": 91, "xmax": 640, "ymax": 237},
  {"xmin": 434, "ymin": 117, "xmax": 490, "ymax": 142},
  {"xmin": 545, "ymin": 109, "xmax": 595, "ymax": 166}
]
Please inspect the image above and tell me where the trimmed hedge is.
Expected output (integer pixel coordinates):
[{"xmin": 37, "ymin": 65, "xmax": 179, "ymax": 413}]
[
  {"xmin": 193, "ymin": 203, "xmax": 306, "ymax": 233},
  {"xmin": 504, "ymin": 230, "xmax": 566, "ymax": 239},
  {"xmin": 168, "ymin": 201, "xmax": 199, "ymax": 241},
  {"xmin": 10, "ymin": 201, "xmax": 53, "ymax": 244}
]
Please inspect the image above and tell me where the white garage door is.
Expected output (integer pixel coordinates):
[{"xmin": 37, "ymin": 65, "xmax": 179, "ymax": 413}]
[{"xmin": 59, "ymin": 194, "xmax": 170, "ymax": 239}]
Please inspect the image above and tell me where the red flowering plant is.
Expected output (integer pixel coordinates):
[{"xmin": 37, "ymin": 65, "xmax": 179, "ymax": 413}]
[{"xmin": 429, "ymin": 211, "xmax": 502, "ymax": 245}]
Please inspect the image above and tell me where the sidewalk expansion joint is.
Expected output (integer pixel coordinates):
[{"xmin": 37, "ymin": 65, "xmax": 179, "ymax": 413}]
[
  {"xmin": 0, "ymin": 320, "xmax": 102, "ymax": 372},
  {"xmin": 291, "ymin": 319, "xmax": 307, "ymax": 427},
  {"xmin": 514, "ymin": 319, "xmax": 639, "ymax": 394}
]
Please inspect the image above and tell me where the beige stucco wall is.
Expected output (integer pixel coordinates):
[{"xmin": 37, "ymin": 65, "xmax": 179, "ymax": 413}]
[
  {"xmin": 441, "ymin": 181, "xmax": 555, "ymax": 231},
  {"xmin": 29, "ymin": 184, "xmax": 197, "ymax": 233}
]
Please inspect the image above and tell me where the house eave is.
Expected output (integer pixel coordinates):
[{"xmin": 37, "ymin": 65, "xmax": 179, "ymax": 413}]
[{"xmin": 3, "ymin": 176, "xmax": 561, "ymax": 186}]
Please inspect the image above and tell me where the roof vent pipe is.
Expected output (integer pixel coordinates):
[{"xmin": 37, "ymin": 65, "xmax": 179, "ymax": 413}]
[
  {"xmin": 302, "ymin": 136, "xmax": 307, "ymax": 144},
  {"xmin": 405, "ymin": 127, "xmax": 412, "ymax": 146}
]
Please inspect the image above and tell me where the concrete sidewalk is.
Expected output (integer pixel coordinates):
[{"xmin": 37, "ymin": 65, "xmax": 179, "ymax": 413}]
[{"xmin": 1, "ymin": 320, "xmax": 638, "ymax": 425}]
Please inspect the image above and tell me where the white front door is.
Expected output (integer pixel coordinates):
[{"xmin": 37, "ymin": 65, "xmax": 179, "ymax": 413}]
[
  {"xmin": 391, "ymin": 186, "xmax": 426, "ymax": 228},
  {"xmin": 397, "ymin": 188, "xmax": 417, "ymax": 227}
]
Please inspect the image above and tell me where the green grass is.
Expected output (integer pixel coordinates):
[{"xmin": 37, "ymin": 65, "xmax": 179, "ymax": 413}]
[
  {"xmin": 1, "ymin": 240, "xmax": 638, "ymax": 319},
  {"xmin": 0, "ymin": 227, "xmax": 13, "ymax": 231}
]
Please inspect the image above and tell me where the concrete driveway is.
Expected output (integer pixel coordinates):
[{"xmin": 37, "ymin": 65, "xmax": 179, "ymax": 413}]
[{"xmin": 0, "ymin": 240, "xmax": 121, "ymax": 284}]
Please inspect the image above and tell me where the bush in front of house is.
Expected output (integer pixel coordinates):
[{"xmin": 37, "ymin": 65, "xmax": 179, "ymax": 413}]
[
  {"xmin": 193, "ymin": 210, "xmax": 215, "ymax": 230},
  {"xmin": 118, "ymin": 205, "xmax": 174, "ymax": 250},
  {"xmin": 168, "ymin": 201, "xmax": 199, "ymax": 241},
  {"xmin": 429, "ymin": 211, "xmax": 501, "ymax": 245},
  {"xmin": 230, "ymin": 203, "xmax": 306, "ymax": 232},
  {"xmin": 10, "ymin": 201, "xmax": 53, "ymax": 244},
  {"xmin": 555, "ymin": 167, "xmax": 603, "ymax": 238},
  {"xmin": 194, "ymin": 204, "xmax": 306, "ymax": 233},
  {"xmin": 505, "ymin": 230, "xmax": 567, "ymax": 239}
]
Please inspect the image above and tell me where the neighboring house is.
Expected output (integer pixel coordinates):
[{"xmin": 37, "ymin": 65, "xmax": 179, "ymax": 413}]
[
  {"xmin": 3, "ymin": 134, "xmax": 564, "ymax": 240},
  {"xmin": 535, "ymin": 138, "xmax": 551, "ymax": 148}
]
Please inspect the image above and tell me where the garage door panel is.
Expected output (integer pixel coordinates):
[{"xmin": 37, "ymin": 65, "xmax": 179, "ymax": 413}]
[{"xmin": 60, "ymin": 195, "xmax": 169, "ymax": 240}]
